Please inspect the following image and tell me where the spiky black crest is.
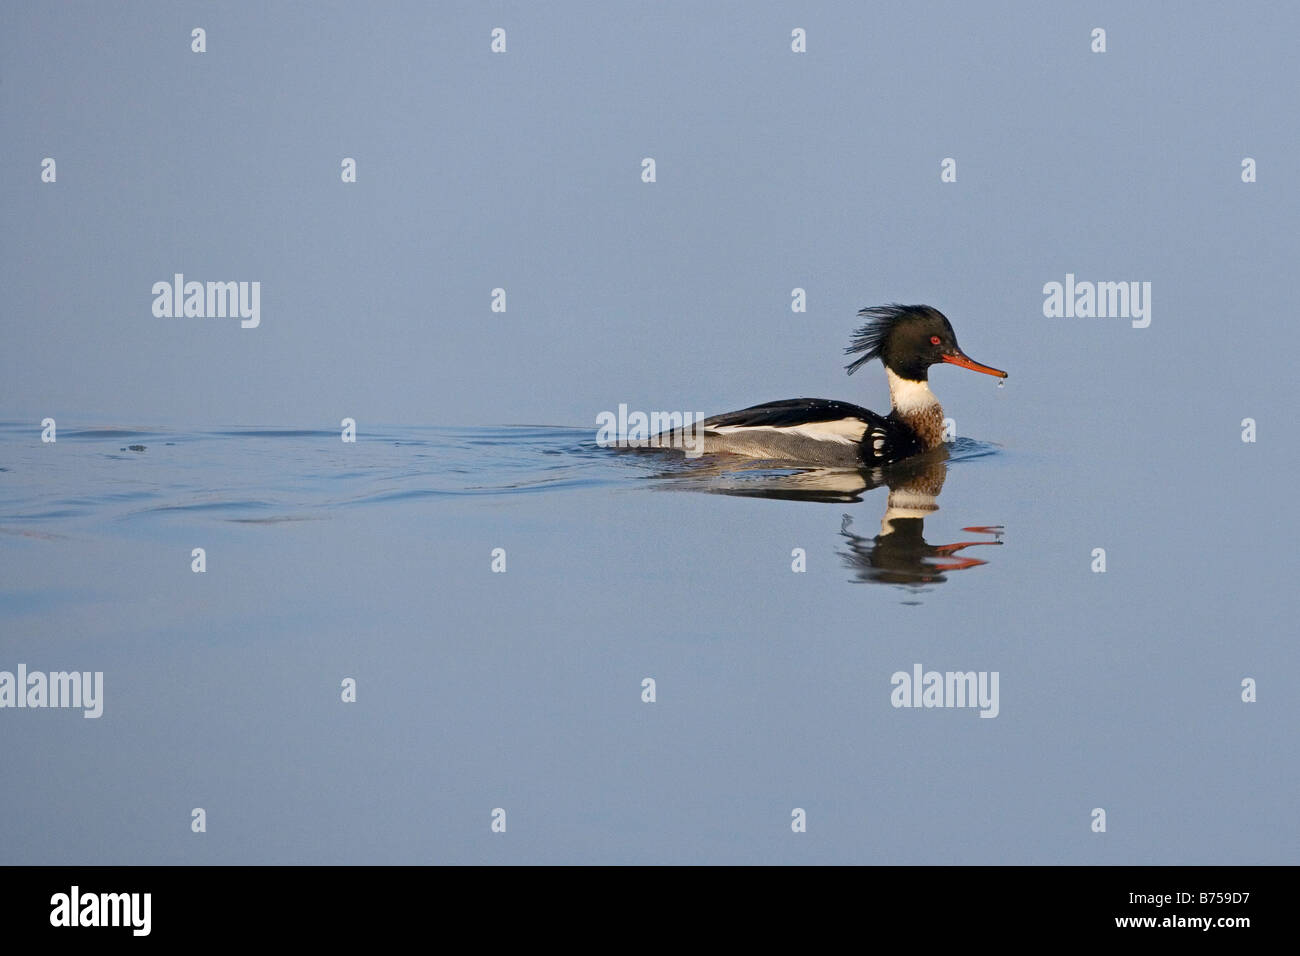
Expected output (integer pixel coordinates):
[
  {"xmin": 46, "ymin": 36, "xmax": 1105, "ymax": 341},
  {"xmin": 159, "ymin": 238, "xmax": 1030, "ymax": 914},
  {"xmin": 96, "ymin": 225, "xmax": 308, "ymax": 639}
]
[{"xmin": 844, "ymin": 304, "xmax": 942, "ymax": 375}]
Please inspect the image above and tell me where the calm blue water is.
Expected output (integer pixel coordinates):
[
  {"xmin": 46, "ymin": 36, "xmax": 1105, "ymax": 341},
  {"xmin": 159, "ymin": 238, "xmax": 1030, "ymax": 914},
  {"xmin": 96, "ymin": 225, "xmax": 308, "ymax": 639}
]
[{"xmin": 1, "ymin": 420, "xmax": 1293, "ymax": 864}]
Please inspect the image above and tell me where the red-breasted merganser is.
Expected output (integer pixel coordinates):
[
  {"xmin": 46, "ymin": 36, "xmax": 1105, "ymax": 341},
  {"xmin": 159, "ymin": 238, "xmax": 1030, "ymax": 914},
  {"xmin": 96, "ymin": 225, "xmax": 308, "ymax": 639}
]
[{"xmin": 659, "ymin": 304, "xmax": 1007, "ymax": 466}]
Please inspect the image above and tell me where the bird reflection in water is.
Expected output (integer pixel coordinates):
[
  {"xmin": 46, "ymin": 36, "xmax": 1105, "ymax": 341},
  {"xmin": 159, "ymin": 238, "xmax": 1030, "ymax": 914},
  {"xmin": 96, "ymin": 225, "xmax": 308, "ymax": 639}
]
[{"xmin": 647, "ymin": 444, "xmax": 1003, "ymax": 589}]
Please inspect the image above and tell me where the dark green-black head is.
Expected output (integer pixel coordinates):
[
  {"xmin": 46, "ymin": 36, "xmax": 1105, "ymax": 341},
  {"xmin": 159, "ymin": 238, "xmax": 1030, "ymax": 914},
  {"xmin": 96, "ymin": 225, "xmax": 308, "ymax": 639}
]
[{"xmin": 845, "ymin": 303, "xmax": 1007, "ymax": 382}]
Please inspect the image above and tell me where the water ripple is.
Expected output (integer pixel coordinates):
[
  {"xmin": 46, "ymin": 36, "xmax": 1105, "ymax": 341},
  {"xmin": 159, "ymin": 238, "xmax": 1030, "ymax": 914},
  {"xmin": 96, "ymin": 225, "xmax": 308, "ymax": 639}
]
[{"xmin": 0, "ymin": 424, "xmax": 1002, "ymax": 532}]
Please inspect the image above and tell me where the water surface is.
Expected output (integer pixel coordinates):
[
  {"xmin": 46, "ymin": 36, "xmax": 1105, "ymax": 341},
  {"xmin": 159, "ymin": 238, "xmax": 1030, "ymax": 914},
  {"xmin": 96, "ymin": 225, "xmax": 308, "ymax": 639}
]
[{"xmin": 0, "ymin": 421, "xmax": 1293, "ymax": 864}]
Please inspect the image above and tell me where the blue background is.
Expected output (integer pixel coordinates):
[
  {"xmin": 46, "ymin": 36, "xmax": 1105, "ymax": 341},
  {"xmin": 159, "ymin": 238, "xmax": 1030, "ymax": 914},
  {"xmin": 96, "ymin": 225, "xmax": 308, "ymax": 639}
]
[{"xmin": 1, "ymin": 1, "xmax": 1296, "ymax": 864}]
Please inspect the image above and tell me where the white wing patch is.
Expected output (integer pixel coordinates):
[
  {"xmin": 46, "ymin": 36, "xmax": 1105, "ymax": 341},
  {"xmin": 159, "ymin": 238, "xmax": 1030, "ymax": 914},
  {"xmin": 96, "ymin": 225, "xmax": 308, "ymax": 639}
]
[
  {"xmin": 709, "ymin": 419, "xmax": 869, "ymax": 445},
  {"xmin": 866, "ymin": 424, "xmax": 889, "ymax": 458}
]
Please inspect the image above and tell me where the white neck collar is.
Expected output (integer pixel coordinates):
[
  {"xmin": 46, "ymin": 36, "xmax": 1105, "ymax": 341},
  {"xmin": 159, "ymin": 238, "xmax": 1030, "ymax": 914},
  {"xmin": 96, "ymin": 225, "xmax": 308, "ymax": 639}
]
[{"xmin": 886, "ymin": 368, "xmax": 939, "ymax": 413}]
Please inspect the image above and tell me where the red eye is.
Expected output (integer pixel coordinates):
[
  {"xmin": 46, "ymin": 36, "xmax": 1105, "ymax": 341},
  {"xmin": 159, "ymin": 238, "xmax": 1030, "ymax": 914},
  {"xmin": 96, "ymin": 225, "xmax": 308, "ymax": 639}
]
[{"xmin": 930, "ymin": 335, "xmax": 941, "ymax": 345}]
